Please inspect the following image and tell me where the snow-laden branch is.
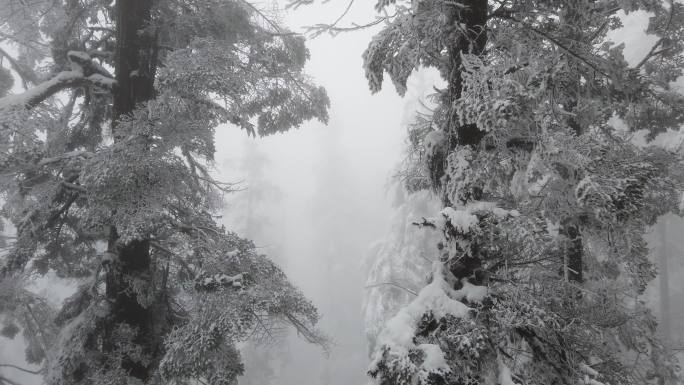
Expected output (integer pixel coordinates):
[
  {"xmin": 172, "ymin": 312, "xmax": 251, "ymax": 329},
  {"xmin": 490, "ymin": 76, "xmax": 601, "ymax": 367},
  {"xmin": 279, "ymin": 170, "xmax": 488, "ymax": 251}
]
[{"xmin": 0, "ymin": 51, "xmax": 115, "ymax": 110}]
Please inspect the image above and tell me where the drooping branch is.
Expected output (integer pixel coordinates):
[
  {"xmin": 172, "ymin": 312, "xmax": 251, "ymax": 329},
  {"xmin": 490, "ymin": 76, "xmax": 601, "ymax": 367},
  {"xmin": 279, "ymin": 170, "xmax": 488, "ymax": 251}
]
[
  {"xmin": 284, "ymin": 313, "xmax": 330, "ymax": 353},
  {"xmin": 0, "ymin": 51, "xmax": 115, "ymax": 110},
  {"xmin": 365, "ymin": 282, "xmax": 418, "ymax": 296},
  {"xmin": 305, "ymin": 12, "xmax": 396, "ymax": 37},
  {"xmin": 0, "ymin": 364, "xmax": 41, "ymax": 375},
  {"xmin": 0, "ymin": 45, "xmax": 38, "ymax": 87},
  {"xmin": 0, "ymin": 71, "xmax": 87, "ymax": 109},
  {"xmin": 493, "ymin": 14, "xmax": 610, "ymax": 78},
  {"xmin": 635, "ymin": 0, "xmax": 676, "ymax": 69}
]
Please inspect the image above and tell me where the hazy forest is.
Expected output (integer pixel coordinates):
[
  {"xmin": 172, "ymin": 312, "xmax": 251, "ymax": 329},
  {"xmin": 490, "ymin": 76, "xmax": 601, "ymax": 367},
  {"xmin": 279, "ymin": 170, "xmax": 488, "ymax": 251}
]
[{"xmin": 1, "ymin": 0, "xmax": 683, "ymax": 385}]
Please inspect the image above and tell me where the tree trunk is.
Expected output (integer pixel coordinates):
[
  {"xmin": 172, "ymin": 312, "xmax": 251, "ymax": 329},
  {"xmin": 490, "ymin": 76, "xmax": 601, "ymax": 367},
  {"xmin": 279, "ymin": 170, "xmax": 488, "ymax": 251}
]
[
  {"xmin": 432, "ymin": 0, "xmax": 488, "ymax": 199},
  {"xmin": 560, "ymin": 223, "xmax": 583, "ymax": 282},
  {"xmin": 441, "ymin": 0, "xmax": 488, "ymax": 284},
  {"xmin": 105, "ymin": 0, "xmax": 159, "ymax": 381},
  {"xmin": 445, "ymin": 0, "xmax": 487, "ymax": 149},
  {"xmin": 113, "ymin": 0, "xmax": 157, "ymax": 123},
  {"xmin": 658, "ymin": 217, "xmax": 671, "ymax": 345}
]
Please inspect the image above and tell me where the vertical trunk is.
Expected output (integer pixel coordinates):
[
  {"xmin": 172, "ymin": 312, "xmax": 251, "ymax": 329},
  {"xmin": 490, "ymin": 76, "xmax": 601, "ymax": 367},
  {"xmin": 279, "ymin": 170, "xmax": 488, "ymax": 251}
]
[
  {"xmin": 113, "ymin": 0, "xmax": 157, "ymax": 123},
  {"xmin": 656, "ymin": 217, "xmax": 672, "ymax": 385},
  {"xmin": 105, "ymin": 0, "xmax": 158, "ymax": 381},
  {"xmin": 560, "ymin": 223, "xmax": 583, "ymax": 282},
  {"xmin": 105, "ymin": 236, "xmax": 154, "ymax": 380},
  {"xmin": 558, "ymin": 3, "xmax": 585, "ymax": 285},
  {"xmin": 433, "ymin": 0, "xmax": 488, "ymax": 200},
  {"xmin": 444, "ymin": 0, "xmax": 487, "ymax": 149},
  {"xmin": 441, "ymin": 0, "xmax": 488, "ymax": 284},
  {"xmin": 658, "ymin": 217, "xmax": 671, "ymax": 345}
]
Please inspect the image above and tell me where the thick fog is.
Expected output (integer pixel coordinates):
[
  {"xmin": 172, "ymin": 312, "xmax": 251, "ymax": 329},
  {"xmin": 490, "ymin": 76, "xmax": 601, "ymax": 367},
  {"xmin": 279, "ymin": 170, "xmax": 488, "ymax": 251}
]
[{"xmin": 214, "ymin": 4, "xmax": 407, "ymax": 384}]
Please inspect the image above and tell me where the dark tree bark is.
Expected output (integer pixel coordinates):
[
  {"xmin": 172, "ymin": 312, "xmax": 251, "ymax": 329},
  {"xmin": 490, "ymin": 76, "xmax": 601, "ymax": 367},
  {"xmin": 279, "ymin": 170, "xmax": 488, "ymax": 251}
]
[
  {"xmin": 105, "ymin": 0, "xmax": 160, "ymax": 381},
  {"xmin": 445, "ymin": 0, "xmax": 488, "ymax": 148},
  {"xmin": 431, "ymin": 0, "xmax": 488, "ymax": 197},
  {"xmin": 658, "ymin": 218, "xmax": 671, "ymax": 345},
  {"xmin": 560, "ymin": 223, "xmax": 583, "ymax": 282},
  {"xmin": 113, "ymin": 0, "xmax": 157, "ymax": 123},
  {"xmin": 439, "ymin": 0, "xmax": 488, "ymax": 284}
]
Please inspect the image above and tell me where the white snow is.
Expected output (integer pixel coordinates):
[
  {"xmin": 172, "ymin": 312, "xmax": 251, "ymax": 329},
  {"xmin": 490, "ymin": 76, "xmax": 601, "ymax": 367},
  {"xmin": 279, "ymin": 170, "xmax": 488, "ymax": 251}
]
[
  {"xmin": 441, "ymin": 207, "xmax": 478, "ymax": 233},
  {"xmin": 439, "ymin": 201, "xmax": 518, "ymax": 234},
  {"xmin": 452, "ymin": 279, "xmax": 487, "ymax": 303},
  {"xmin": 424, "ymin": 130, "xmax": 446, "ymax": 153},
  {"xmin": 447, "ymin": 147, "xmax": 473, "ymax": 180},
  {"xmin": 417, "ymin": 343, "xmax": 449, "ymax": 380},
  {"xmin": 0, "ymin": 70, "xmax": 82, "ymax": 109},
  {"xmin": 370, "ymin": 263, "xmax": 471, "ymax": 374}
]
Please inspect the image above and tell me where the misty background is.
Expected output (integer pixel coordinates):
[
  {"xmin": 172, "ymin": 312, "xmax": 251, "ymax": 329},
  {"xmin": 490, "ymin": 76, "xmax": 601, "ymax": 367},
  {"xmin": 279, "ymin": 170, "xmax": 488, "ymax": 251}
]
[{"xmin": 1, "ymin": 3, "xmax": 683, "ymax": 385}]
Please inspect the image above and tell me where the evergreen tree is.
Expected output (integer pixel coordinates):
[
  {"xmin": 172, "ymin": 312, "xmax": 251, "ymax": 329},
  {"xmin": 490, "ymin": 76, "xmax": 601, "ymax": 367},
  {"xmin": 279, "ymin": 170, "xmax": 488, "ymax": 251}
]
[
  {"xmin": 356, "ymin": 1, "xmax": 684, "ymax": 384},
  {"xmin": 0, "ymin": 1, "xmax": 329, "ymax": 384}
]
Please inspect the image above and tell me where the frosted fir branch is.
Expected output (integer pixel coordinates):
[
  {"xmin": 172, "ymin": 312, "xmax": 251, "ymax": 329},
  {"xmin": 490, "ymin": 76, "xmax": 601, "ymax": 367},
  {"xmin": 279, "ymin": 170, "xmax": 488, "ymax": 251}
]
[
  {"xmin": 0, "ymin": 51, "xmax": 115, "ymax": 110},
  {"xmin": 284, "ymin": 313, "xmax": 330, "ymax": 354},
  {"xmin": 236, "ymin": 0, "xmax": 298, "ymax": 36},
  {"xmin": 150, "ymin": 241, "xmax": 195, "ymax": 279},
  {"xmin": 194, "ymin": 272, "xmax": 246, "ymax": 291},
  {"xmin": 412, "ymin": 217, "xmax": 437, "ymax": 228},
  {"xmin": 490, "ymin": 14, "xmax": 610, "ymax": 79},
  {"xmin": 304, "ymin": 13, "xmax": 396, "ymax": 37}
]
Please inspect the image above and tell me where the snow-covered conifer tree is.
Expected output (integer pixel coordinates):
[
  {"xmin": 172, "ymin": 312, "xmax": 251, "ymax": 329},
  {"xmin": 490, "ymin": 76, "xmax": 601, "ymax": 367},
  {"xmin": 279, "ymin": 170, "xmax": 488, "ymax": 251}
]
[
  {"xmin": 359, "ymin": 1, "xmax": 684, "ymax": 384},
  {"xmin": 0, "ymin": 1, "xmax": 329, "ymax": 384}
]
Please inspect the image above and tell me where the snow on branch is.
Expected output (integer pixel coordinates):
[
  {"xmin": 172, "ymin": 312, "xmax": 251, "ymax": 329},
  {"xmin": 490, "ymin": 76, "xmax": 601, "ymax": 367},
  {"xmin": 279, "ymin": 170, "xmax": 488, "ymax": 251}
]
[
  {"xmin": 194, "ymin": 272, "xmax": 245, "ymax": 291},
  {"xmin": 0, "ymin": 51, "xmax": 115, "ymax": 110},
  {"xmin": 368, "ymin": 263, "xmax": 477, "ymax": 383}
]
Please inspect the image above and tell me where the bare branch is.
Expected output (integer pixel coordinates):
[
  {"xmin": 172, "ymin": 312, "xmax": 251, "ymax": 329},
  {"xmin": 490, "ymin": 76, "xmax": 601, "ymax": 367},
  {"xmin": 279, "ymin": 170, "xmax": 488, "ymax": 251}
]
[
  {"xmin": 492, "ymin": 14, "xmax": 610, "ymax": 78},
  {"xmin": 0, "ymin": 364, "xmax": 41, "ymax": 375},
  {"xmin": 365, "ymin": 282, "xmax": 418, "ymax": 296},
  {"xmin": 635, "ymin": 0, "xmax": 676, "ymax": 69},
  {"xmin": 150, "ymin": 241, "xmax": 196, "ymax": 279},
  {"xmin": 0, "ymin": 45, "xmax": 37, "ymax": 87},
  {"xmin": 305, "ymin": 13, "xmax": 395, "ymax": 37}
]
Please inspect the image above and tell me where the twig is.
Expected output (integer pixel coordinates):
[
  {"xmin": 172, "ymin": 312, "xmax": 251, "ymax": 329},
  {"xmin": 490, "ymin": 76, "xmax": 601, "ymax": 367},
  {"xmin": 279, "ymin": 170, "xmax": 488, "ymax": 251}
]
[
  {"xmin": 365, "ymin": 282, "xmax": 418, "ymax": 296},
  {"xmin": 149, "ymin": 241, "xmax": 195, "ymax": 279},
  {"xmin": 635, "ymin": 0, "xmax": 676, "ymax": 69},
  {"xmin": 493, "ymin": 14, "xmax": 610, "ymax": 78}
]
